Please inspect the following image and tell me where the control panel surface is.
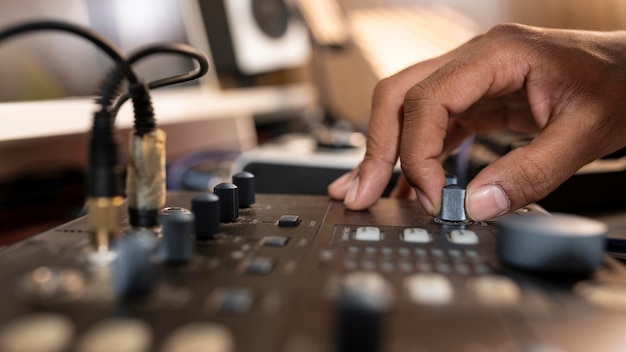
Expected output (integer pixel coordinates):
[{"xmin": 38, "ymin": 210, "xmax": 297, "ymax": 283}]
[{"xmin": 0, "ymin": 193, "xmax": 624, "ymax": 352}]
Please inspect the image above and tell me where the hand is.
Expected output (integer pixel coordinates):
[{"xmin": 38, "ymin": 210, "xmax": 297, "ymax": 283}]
[{"xmin": 328, "ymin": 24, "xmax": 626, "ymax": 220}]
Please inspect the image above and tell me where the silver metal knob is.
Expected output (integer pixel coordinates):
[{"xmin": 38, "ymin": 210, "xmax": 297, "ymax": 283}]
[{"xmin": 440, "ymin": 184, "xmax": 466, "ymax": 222}]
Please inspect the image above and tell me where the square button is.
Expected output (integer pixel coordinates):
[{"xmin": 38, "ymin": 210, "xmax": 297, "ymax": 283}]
[
  {"xmin": 262, "ymin": 236, "xmax": 289, "ymax": 247},
  {"xmin": 245, "ymin": 257, "xmax": 274, "ymax": 274},
  {"xmin": 403, "ymin": 228, "xmax": 431, "ymax": 243},
  {"xmin": 355, "ymin": 227, "xmax": 381, "ymax": 241},
  {"xmin": 278, "ymin": 215, "xmax": 300, "ymax": 227},
  {"xmin": 449, "ymin": 230, "xmax": 479, "ymax": 245},
  {"xmin": 213, "ymin": 288, "xmax": 254, "ymax": 314}
]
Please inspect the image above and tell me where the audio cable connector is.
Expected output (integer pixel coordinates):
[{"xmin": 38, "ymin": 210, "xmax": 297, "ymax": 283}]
[
  {"xmin": 87, "ymin": 196, "xmax": 123, "ymax": 263},
  {"xmin": 125, "ymin": 81, "xmax": 166, "ymax": 229},
  {"xmin": 126, "ymin": 127, "xmax": 167, "ymax": 229},
  {"xmin": 86, "ymin": 109, "xmax": 125, "ymax": 262}
]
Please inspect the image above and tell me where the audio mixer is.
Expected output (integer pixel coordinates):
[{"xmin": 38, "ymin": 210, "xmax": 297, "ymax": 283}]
[{"xmin": 0, "ymin": 184, "xmax": 625, "ymax": 352}]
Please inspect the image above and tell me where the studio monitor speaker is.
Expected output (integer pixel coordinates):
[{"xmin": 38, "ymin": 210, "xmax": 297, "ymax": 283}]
[{"xmin": 198, "ymin": 0, "xmax": 310, "ymax": 75}]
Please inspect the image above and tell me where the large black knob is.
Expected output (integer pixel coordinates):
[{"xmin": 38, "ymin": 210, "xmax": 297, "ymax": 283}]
[
  {"xmin": 498, "ymin": 213, "xmax": 606, "ymax": 274},
  {"xmin": 233, "ymin": 171, "xmax": 255, "ymax": 208},
  {"xmin": 336, "ymin": 272, "xmax": 392, "ymax": 352},
  {"xmin": 159, "ymin": 207, "xmax": 194, "ymax": 263},
  {"xmin": 191, "ymin": 193, "xmax": 221, "ymax": 240},
  {"xmin": 214, "ymin": 183, "xmax": 239, "ymax": 222}
]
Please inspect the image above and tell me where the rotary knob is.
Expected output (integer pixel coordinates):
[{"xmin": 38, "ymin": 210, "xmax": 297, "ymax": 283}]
[
  {"xmin": 159, "ymin": 207, "xmax": 194, "ymax": 263},
  {"xmin": 438, "ymin": 184, "xmax": 466, "ymax": 223},
  {"xmin": 336, "ymin": 272, "xmax": 392, "ymax": 352},
  {"xmin": 112, "ymin": 230, "xmax": 156, "ymax": 298},
  {"xmin": 214, "ymin": 183, "xmax": 239, "ymax": 222},
  {"xmin": 232, "ymin": 172, "xmax": 255, "ymax": 208},
  {"xmin": 191, "ymin": 193, "xmax": 221, "ymax": 240},
  {"xmin": 498, "ymin": 213, "xmax": 606, "ymax": 274}
]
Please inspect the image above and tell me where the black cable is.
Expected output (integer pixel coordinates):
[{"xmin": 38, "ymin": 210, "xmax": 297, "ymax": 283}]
[
  {"xmin": 0, "ymin": 20, "xmax": 211, "ymax": 217},
  {"xmin": 0, "ymin": 20, "xmax": 144, "ymax": 198},
  {"xmin": 0, "ymin": 20, "xmax": 138, "ymax": 84},
  {"xmin": 109, "ymin": 42, "xmax": 210, "ymax": 117}
]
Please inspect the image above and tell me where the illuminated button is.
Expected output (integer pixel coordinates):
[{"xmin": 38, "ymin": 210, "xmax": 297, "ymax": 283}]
[
  {"xmin": 403, "ymin": 228, "xmax": 431, "ymax": 243},
  {"xmin": 161, "ymin": 323, "xmax": 234, "ymax": 352},
  {"xmin": 405, "ymin": 273, "xmax": 453, "ymax": 306},
  {"xmin": 355, "ymin": 227, "xmax": 381, "ymax": 241},
  {"xmin": 278, "ymin": 215, "xmax": 300, "ymax": 227},
  {"xmin": 470, "ymin": 275, "xmax": 521, "ymax": 307},
  {"xmin": 262, "ymin": 236, "xmax": 289, "ymax": 247},
  {"xmin": 449, "ymin": 229, "xmax": 479, "ymax": 245},
  {"xmin": 75, "ymin": 318, "xmax": 152, "ymax": 352}
]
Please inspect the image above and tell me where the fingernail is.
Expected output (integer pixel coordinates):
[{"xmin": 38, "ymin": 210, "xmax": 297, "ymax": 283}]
[
  {"xmin": 466, "ymin": 184, "xmax": 510, "ymax": 221},
  {"xmin": 414, "ymin": 187, "xmax": 434, "ymax": 215},
  {"xmin": 345, "ymin": 177, "xmax": 360, "ymax": 204}
]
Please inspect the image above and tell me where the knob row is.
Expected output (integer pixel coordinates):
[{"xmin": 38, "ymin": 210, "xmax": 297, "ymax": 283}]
[{"xmin": 113, "ymin": 172, "xmax": 255, "ymax": 298}]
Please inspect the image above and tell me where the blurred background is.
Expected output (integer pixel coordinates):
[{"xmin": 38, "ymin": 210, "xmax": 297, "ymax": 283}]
[{"xmin": 1, "ymin": 0, "xmax": 626, "ymax": 242}]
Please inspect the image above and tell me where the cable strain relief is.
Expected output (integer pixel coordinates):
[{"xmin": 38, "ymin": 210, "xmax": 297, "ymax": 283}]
[
  {"xmin": 129, "ymin": 81, "xmax": 156, "ymax": 136},
  {"xmin": 87, "ymin": 108, "xmax": 122, "ymax": 197},
  {"xmin": 128, "ymin": 207, "xmax": 160, "ymax": 228},
  {"xmin": 95, "ymin": 65, "xmax": 126, "ymax": 110}
]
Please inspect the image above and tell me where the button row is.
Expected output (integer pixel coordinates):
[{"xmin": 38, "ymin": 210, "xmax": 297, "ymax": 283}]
[
  {"xmin": 352, "ymin": 226, "xmax": 479, "ymax": 245},
  {"xmin": 404, "ymin": 273, "xmax": 522, "ymax": 307},
  {"xmin": 0, "ymin": 314, "xmax": 235, "ymax": 352},
  {"xmin": 345, "ymin": 246, "xmax": 483, "ymax": 262},
  {"xmin": 342, "ymin": 258, "xmax": 490, "ymax": 275}
]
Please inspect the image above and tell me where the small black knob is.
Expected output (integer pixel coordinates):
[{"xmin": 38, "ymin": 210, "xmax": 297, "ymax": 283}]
[
  {"xmin": 233, "ymin": 171, "xmax": 255, "ymax": 208},
  {"xmin": 191, "ymin": 193, "xmax": 221, "ymax": 240},
  {"xmin": 214, "ymin": 183, "xmax": 239, "ymax": 222}
]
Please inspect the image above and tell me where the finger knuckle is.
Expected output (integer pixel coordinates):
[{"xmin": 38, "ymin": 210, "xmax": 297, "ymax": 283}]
[
  {"xmin": 403, "ymin": 83, "xmax": 432, "ymax": 115},
  {"xmin": 511, "ymin": 153, "xmax": 556, "ymax": 204},
  {"xmin": 372, "ymin": 76, "xmax": 401, "ymax": 104},
  {"xmin": 486, "ymin": 23, "xmax": 534, "ymax": 40}
]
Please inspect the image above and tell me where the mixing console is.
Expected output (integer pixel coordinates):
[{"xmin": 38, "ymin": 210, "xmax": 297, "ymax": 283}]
[{"xmin": 0, "ymin": 191, "xmax": 625, "ymax": 352}]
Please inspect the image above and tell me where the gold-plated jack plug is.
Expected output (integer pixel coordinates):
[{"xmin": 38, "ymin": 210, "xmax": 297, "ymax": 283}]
[{"xmin": 87, "ymin": 196, "xmax": 124, "ymax": 255}]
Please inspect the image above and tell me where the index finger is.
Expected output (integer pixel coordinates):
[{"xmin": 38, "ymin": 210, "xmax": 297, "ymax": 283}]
[
  {"xmin": 341, "ymin": 52, "xmax": 459, "ymax": 210},
  {"xmin": 400, "ymin": 28, "xmax": 532, "ymax": 215}
]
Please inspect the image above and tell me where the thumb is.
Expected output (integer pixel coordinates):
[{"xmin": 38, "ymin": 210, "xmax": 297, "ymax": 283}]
[{"xmin": 465, "ymin": 126, "xmax": 586, "ymax": 221}]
